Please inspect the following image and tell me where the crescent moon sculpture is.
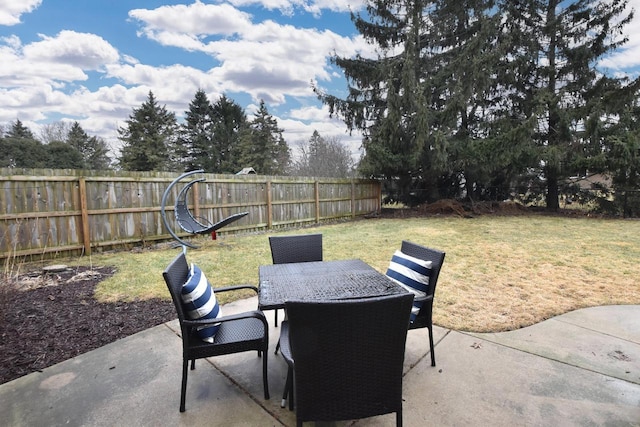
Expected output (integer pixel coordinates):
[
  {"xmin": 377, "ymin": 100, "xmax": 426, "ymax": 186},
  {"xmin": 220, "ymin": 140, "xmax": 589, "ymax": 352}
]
[{"xmin": 161, "ymin": 170, "xmax": 248, "ymax": 249}]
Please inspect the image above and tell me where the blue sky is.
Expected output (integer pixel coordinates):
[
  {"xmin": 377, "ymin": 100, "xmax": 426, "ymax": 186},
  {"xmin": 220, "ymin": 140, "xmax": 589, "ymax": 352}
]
[{"xmin": 1, "ymin": 0, "xmax": 639, "ymax": 162}]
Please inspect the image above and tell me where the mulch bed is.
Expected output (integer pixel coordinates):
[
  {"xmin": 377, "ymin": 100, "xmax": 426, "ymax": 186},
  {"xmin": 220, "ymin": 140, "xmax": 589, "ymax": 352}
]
[{"xmin": 0, "ymin": 266, "xmax": 176, "ymax": 385}]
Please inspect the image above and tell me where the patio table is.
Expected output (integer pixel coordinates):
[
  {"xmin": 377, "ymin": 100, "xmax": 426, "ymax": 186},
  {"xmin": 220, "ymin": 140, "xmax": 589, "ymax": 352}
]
[{"xmin": 258, "ymin": 259, "xmax": 407, "ymax": 311}]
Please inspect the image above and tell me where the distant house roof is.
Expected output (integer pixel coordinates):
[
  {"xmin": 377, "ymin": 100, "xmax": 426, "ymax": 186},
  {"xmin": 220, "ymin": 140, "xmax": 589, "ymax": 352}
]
[
  {"xmin": 567, "ymin": 173, "xmax": 612, "ymax": 190},
  {"xmin": 236, "ymin": 167, "xmax": 256, "ymax": 175}
]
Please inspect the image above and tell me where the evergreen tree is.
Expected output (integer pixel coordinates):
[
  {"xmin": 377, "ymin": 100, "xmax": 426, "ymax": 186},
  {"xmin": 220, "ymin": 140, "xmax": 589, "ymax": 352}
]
[
  {"xmin": 499, "ymin": 0, "xmax": 634, "ymax": 210},
  {"xmin": 7, "ymin": 119, "xmax": 35, "ymax": 139},
  {"xmin": 45, "ymin": 141, "xmax": 85, "ymax": 169},
  {"xmin": 238, "ymin": 100, "xmax": 290, "ymax": 175},
  {"xmin": 318, "ymin": 0, "xmax": 432, "ymax": 202},
  {"xmin": 586, "ymin": 77, "xmax": 640, "ymax": 215},
  {"xmin": 178, "ymin": 89, "xmax": 216, "ymax": 172},
  {"xmin": 0, "ymin": 120, "xmax": 48, "ymax": 168},
  {"xmin": 423, "ymin": 0, "xmax": 521, "ymax": 201},
  {"xmin": 318, "ymin": 0, "xmax": 636, "ymax": 207},
  {"xmin": 212, "ymin": 95, "xmax": 248, "ymax": 174},
  {"xmin": 67, "ymin": 122, "xmax": 112, "ymax": 170},
  {"xmin": 117, "ymin": 91, "xmax": 178, "ymax": 171}
]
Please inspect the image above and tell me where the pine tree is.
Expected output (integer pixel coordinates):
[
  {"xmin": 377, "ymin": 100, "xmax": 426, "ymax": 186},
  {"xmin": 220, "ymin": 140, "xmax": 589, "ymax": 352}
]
[
  {"xmin": 67, "ymin": 122, "xmax": 112, "ymax": 170},
  {"xmin": 422, "ymin": 0, "xmax": 518, "ymax": 201},
  {"xmin": 238, "ymin": 100, "xmax": 290, "ymax": 175},
  {"xmin": 7, "ymin": 119, "xmax": 35, "ymax": 139},
  {"xmin": 317, "ymin": 0, "xmax": 636, "ymax": 207},
  {"xmin": 318, "ymin": 0, "xmax": 432, "ymax": 202},
  {"xmin": 45, "ymin": 141, "xmax": 85, "ymax": 169},
  {"xmin": 585, "ymin": 77, "xmax": 640, "ymax": 215},
  {"xmin": 212, "ymin": 95, "xmax": 247, "ymax": 174},
  {"xmin": 117, "ymin": 91, "xmax": 178, "ymax": 171},
  {"xmin": 0, "ymin": 120, "xmax": 48, "ymax": 168},
  {"xmin": 178, "ymin": 89, "xmax": 216, "ymax": 172},
  {"xmin": 499, "ymin": 0, "xmax": 634, "ymax": 210}
]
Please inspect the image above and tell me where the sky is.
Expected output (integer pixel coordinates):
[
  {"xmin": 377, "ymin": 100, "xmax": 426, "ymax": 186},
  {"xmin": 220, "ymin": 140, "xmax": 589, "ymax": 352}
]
[{"xmin": 1, "ymin": 0, "xmax": 640, "ymax": 164}]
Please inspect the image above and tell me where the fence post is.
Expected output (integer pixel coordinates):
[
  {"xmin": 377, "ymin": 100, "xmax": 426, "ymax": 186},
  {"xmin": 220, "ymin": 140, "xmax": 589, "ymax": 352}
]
[
  {"xmin": 315, "ymin": 181, "xmax": 320, "ymax": 223},
  {"xmin": 267, "ymin": 180, "xmax": 273, "ymax": 229},
  {"xmin": 351, "ymin": 180, "xmax": 356, "ymax": 218},
  {"xmin": 78, "ymin": 177, "xmax": 91, "ymax": 256},
  {"xmin": 193, "ymin": 181, "xmax": 200, "ymax": 220}
]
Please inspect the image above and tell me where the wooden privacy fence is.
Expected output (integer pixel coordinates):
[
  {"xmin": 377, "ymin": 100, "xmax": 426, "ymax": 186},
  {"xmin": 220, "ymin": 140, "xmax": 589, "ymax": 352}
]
[{"xmin": 0, "ymin": 169, "xmax": 381, "ymax": 261}]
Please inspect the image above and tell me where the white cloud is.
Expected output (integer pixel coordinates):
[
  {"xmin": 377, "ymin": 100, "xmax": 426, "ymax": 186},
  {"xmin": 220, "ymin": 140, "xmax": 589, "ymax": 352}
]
[
  {"xmin": 599, "ymin": 0, "xmax": 640, "ymax": 72},
  {"xmin": 0, "ymin": 0, "xmax": 42, "ymax": 26},
  {"xmin": 128, "ymin": 2, "xmax": 364, "ymax": 106},
  {"xmin": 289, "ymin": 104, "xmax": 334, "ymax": 121},
  {"xmin": 24, "ymin": 30, "xmax": 120, "ymax": 69},
  {"xmin": 0, "ymin": 38, "xmax": 86, "ymax": 86},
  {"xmin": 226, "ymin": 0, "xmax": 365, "ymax": 15},
  {"xmin": 0, "ymin": 31, "xmax": 121, "ymax": 89},
  {"xmin": 129, "ymin": 2, "xmax": 253, "ymax": 37}
]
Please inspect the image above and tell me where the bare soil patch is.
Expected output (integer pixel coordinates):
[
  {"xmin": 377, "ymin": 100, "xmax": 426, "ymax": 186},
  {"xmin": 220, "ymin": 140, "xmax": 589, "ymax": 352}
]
[
  {"xmin": 0, "ymin": 266, "xmax": 175, "ymax": 385},
  {"xmin": 383, "ymin": 199, "xmax": 603, "ymax": 219}
]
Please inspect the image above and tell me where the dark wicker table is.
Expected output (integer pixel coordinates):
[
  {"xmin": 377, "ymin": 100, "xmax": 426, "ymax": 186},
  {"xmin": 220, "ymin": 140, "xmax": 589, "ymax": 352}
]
[{"xmin": 258, "ymin": 259, "xmax": 407, "ymax": 311}]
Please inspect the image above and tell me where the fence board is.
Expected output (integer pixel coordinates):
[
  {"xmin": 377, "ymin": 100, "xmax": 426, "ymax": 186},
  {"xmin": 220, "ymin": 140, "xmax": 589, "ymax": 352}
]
[{"xmin": 0, "ymin": 169, "xmax": 381, "ymax": 261}]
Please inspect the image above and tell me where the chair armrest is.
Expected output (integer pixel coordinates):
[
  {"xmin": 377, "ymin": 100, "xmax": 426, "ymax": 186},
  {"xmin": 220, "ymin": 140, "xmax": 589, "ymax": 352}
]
[
  {"xmin": 215, "ymin": 284, "xmax": 259, "ymax": 295},
  {"xmin": 413, "ymin": 294, "xmax": 434, "ymax": 303},
  {"xmin": 183, "ymin": 310, "xmax": 267, "ymax": 328}
]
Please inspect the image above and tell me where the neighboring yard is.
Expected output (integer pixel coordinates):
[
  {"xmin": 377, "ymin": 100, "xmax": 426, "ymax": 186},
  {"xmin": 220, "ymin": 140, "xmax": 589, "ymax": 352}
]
[{"xmin": 2, "ymin": 210, "xmax": 640, "ymax": 383}]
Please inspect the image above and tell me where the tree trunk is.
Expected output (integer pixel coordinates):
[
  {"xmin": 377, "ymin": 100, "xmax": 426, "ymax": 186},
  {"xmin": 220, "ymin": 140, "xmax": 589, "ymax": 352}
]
[{"xmin": 545, "ymin": 169, "xmax": 560, "ymax": 211}]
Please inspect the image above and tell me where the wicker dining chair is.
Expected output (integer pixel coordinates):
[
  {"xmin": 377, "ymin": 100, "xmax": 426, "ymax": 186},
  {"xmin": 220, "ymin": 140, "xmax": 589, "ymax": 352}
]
[
  {"xmin": 162, "ymin": 252, "xmax": 270, "ymax": 412},
  {"xmin": 279, "ymin": 293, "xmax": 414, "ymax": 427},
  {"xmin": 268, "ymin": 233, "xmax": 323, "ymax": 327},
  {"xmin": 392, "ymin": 240, "xmax": 446, "ymax": 367}
]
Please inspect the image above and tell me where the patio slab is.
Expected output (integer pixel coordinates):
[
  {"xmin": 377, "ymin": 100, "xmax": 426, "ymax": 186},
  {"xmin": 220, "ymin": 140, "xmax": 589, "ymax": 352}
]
[
  {"xmin": 1, "ymin": 300, "xmax": 639, "ymax": 426},
  {"xmin": 0, "ymin": 320, "xmax": 277, "ymax": 426},
  {"xmin": 396, "ymin": 330, "xmax": 640, "ymax": 427},
  {"xmin": 467, "ymin": 308, "xmax": 640, "ymax": 385}
]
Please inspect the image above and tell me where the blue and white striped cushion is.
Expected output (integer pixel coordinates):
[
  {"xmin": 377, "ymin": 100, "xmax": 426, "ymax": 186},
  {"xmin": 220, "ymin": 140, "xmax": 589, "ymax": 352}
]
[
  {"xmin": 181, "ymin": 264, "xmax": 222, "ymax": 343},
  {"xmin": 386, "ymin": 250, "xmax": 432, "ymax": 323}
]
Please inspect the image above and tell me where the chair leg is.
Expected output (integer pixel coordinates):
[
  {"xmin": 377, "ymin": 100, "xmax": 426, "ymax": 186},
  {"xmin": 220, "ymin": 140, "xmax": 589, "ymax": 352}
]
[
  {"xmin": 428, "ymin": 326, "xmax": 436, "ymax": 367},
  {"xmin": 397, "ymin": 410, "xmax": 403, "ymax": 427},
  {"xmin": 191, "ymin": 359, "xmax": 196, "ymax": 370},
  {"xmin": 262, "ymin": 348, "xmax": 270, "ymax": 400},
  {"xmin": 275, "ymin": 309, "xmax": 279, "ymax": 327},
  {"xmin": 281, "ymin": 367, "xmax": 294, "ymax": 409},
  {"xmin": 275, "ymin": 340, "xmax": 280, "ymax": 355},
  {"xmin": 281, "ymin": 371, "xmax": 289, "ymax": 408},
  {"xmin": 288, "ymin": 370, "xmax": 294, "ymax": 411},
  {"xmin": 180, "ymin": 358, "xmax": 189, "ymax": 412}
]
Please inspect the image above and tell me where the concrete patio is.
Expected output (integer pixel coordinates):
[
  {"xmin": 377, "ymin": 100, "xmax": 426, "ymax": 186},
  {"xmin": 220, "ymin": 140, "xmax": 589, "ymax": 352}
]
[{"xmin": 1, "ymin": 300, "xmax": 639, "ymax": 426}]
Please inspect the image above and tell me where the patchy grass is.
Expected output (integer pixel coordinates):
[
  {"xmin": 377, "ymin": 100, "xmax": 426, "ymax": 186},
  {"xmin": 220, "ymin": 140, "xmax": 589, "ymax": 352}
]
[{"xmin": 65, "ymin": 215, "xmax": 640, "ymax": 333}]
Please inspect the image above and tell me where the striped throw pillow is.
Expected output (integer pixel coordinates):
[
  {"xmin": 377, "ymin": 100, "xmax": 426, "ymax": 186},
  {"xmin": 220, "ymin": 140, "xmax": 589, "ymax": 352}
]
[
  {"xmin": 386, "ymin": 250, "xmax": 432, "ymax": 323},
  {"xmin": 181, "ymin": 264, "xmax": 222, "ymax": 343}
]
